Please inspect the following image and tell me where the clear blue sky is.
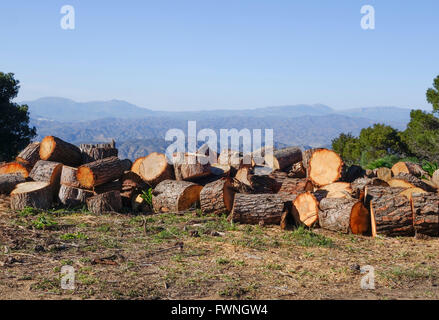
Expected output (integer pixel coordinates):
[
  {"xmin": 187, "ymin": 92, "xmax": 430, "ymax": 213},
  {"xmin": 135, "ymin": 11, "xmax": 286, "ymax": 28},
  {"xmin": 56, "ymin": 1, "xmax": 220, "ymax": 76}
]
[{"xmin": 0, "ymin": 0, "xmax": 438, "ymax": 111}]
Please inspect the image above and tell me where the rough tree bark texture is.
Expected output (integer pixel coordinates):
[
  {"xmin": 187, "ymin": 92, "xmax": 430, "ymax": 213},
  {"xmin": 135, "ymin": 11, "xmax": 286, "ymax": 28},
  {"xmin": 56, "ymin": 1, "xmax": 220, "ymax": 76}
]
[
  {"xmin": 264, "ymin": 146, "xmax": 302, "ymax": 171},
  {"xmin": 308, "ymin": 149, "xmax": 344, "ymax": 187},
  {"xmin": 351, "ymin": 177, "xmax": 389, "ymax": 195},
  {"xmin": 200, "ymin": 178, "xmax": 235, "ymax": 216},
  {"xmin": 235, "ymin": 165, "xmax": 280, "ymax": 193},
  {"xmin": 29, "ymin": 160, "xmax": 63, "ymax": 185},
  {"xmin": 389, "ymin": 173, "xmax": 436, "ymax": 192},
  {"xmin": 120, "ymin": 159, "xmax": 133, "ymax": 172},
  {"xmin": 173, "ymin": 153, "xmax": 212, "ymax": 181},
  {"xmin": 77, "ymin": 156, "xmax": 124, "ymax": 189},
  {"xmin": 16, "ymin": 142, "xmax": 40, "ymax": 168},
  {"xmin": 60, "ymin": 166, "xmax": 80, "ymax": 188},
  {"xmin": 94, "ymin": 180, "xmax": 122, "ymax": 194},
  {"xmin": 39, "ymin": 136, "xmax": 82, "ymax": 167},
  {"xmin": 79, "ymin": 142, "xmax": 118, "ymax": 163},
  {"xmin": 278, "ymin": 178, "xmax": 309, "ymax": 195},
  {"xmin": 120, "ymin": 171, "xmax": 148, "ymax": 207},
  {"xmin": 411, "ymin": 193, "xmax": 439, "ymax": 237},
  {"xmin": 86, "ymin": 190, "xmax": 122, "ymax": 214},
  {"xmin": 152, "ymin": 180, "xmax": 203, "ymax": 213},
  {"xmin": 228, "ymin": 193, "xmax": 290, "ymax": 226},
  {"xmin": 139, "ymin": 152, "xmax": 175, "ymax": 187},
  {"xmin": 10, "ymin": 182, "xmax": 53, "ymax": 210},
  {"xmin": 0, "ymin": 174, "xmax": 26, "ymax": 194},
  {"xmin": 58, "ymin": 185, "xmax": 94, "ymax": 207},
  {"xmin": 391, "ymin": 162, "xmax": 427, "ymax": 178},
  {"xmin": 0, "ymin": 162, "xmax": 30, "ymax": 178},
  {"xmin": 288, "ymin": 162, "xmax": 306, "ymax": 178}
]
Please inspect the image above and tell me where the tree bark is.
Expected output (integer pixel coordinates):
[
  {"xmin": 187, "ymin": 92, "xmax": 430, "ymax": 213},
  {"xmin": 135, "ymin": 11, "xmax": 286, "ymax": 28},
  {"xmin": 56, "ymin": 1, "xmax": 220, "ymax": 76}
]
[
  {"xmin": 79, "ymin": 143, "xmax": 118, "ymax": 163},
  {"xmin": 39, "ymin": 136, "xmax": 82, "ymax": 167},
  {"xmin": 351, "ymin": 177, "xmax": 389, "ymax": 195},
  {"xmin": 10, "ymin": 182, "xmax": 53, "ymax": 210},
  {"xmin": 120, "ymin": 159, "xmax": 133, "ymax": 172},
  {"xmin": 16, "ymin": 142, "xmax": 40, "ymax": 169},
  {"xmin": 86, "ymin": 190, "xmax": 122, "ymax": 214},
  {"xmin": 200, "ymin": 178, "xmax": 235, "ymax": 216},
  {"xmin": 264, "ymin": 146, "xmax": 302, "ymax": 171},
  {"xmin": 0, "ymin": 162, "xmax": 30, "ymax": 178},
  {"xmin": 288, "ymin": 161, "xmax": 306, "ymax": 178},
  {"xmin": 58, "ymin": 185, "xmax": 94, "ymax": 207},
  {"xmin": 60, "ymin": 166, "xmax": 80, "ymax": 188},
  {"xmin": 278, "ymin": 178, "xmax": 309, "ymax": 195},
  {"xmin": 318, "ymin": 182, "xmax": 352, "ymax": 199},
  {"xmin": 120, "ymin": 171, "xmax": 148, "ymax": 207},
  {"xmin": 173, "ymin": 152, "xmax": 212, "ymax": 181},
  {"xmin": 389, "ymin": 173, "xmax": 436, "ymax": 192},
  {"xmin": 29, "ymin": 160, "xmax": 63, "ymax": 186},
  {"xmin": 77, "ymin": 156, "xmax": 124, "ymax": 189},
  {"xmin": 138, "ymin": 152, "xmax": 175, "ymax": 187},
  {"xmin": 235, "ymin": 165, "xmax": 280, "ymax": 193},
  {"xmin": 152, "ymin": 180, "xmax": 203, "ymax": 213},
  {"xmin": 308, "ymin": 149, "xmax": 344, "ymax": 187},
  {"xmin": 411, "ymin": 192, "xmax": 439, "ymax": 237},
  {"xmin": 228, "ymin": 193, "xmax": 291, "ymax": 226},
  {"xmin": 392, "ymin": 161, "xmax": 427, "ymax": 178},
  {"xmin": 0, "ymin": 174, "xmax": 26, "ymax": 194},
  {"xmin": 94, "ymin": 180, "xmax": 122, "ymax": 194}
]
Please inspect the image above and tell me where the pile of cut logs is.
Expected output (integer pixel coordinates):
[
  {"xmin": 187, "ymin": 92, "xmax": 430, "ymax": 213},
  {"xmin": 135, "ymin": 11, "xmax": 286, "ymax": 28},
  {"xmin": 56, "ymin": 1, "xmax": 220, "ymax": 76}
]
[{"xmin": 1, "ymin": 137, "xmax": 439, "ymax": 239}]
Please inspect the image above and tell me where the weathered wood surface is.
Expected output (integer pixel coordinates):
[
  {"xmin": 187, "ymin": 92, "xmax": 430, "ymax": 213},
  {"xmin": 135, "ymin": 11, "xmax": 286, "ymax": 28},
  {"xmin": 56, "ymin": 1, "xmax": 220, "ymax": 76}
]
[
  {"xmin": 11, "ymin": 182, "xmax": 53, "ymax": 210},
  {"xmin": 0, "ymin": 162, "xmax": 30, "ymax": 178},
  {"xmin": 0, "ymin": 174, "xmax": 26, "ymax": 194},
  {"xmin": 16, "ymin": 142, "xmax": 40, "ymax": 168},
  {"xmin": 86, "ymin": 191, "xmax": 122, "ymax": 214},
  {"xmin": 152, "ymin": 180, "xmax": 202, "ymax": 213},
  {"xmin": 29, "ymin": 160, "xmax": 63, "ymax": 185},
  {"xmin": 200, "ymin": 178, "xmax": 235, "ymax": 216},
  {"xmin": 77, "ymin": 157, "xmax": 124, "ymax": 189},
  {"xmin": 411, "ymin": 192, "xmax": 439, "ymax": 237},
  {"xmin": 58, "ymin": 185, "xmax": 94, "ymax": 207},
  {"xmin": 264, "ymin": 146, "xmax": 302, "ymax": 171},
  {"xmin": 39, "ymin": 136, "xmax": 82, "ymax": 167}
]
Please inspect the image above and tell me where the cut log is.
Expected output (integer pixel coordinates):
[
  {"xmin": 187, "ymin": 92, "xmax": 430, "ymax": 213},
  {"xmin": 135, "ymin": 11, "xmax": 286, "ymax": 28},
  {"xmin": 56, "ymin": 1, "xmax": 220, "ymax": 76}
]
[
  {"xmin": 79, "ymin": 143, "xmax": 118, "ymax": 163},
  {"xmin": 173, "ymin": 153, "xmax": 212, "ymax": 181},
  {"xmin": 432, "ymin": 169, "xmax": 439, "ymax": 188},
  {"xmin": 278, "ymin": 178, "xmax": 309, "ymax": 195},
  {"xmin": 58, "ymin": 185, "xmax": 94, "ymax": 207},
  {"xmin": 318, "ymin": 182, "xmax": 352, "ymax": 199},
  {"xmin": 0, "ymin": 174, "xmax": 26, "ymax": 194},
  {"xmin": 288, "ymin": 162, "xmax": 306, "ymax": 179},
  {"xmin": 60, "ymin": 166, "xmax": 80, "ymax": 188},
  {"xmin": 399, "ymin": 187, "xmax": 427, "ymax": 200},
  {"xmin": 139, "ymin": 152, "xmax": 174, "ymax": 187},
  {"xmin": 308, "ymin": 149, "xmax": 344, "ymax": 187},
  {"xmin": 366, "ymin": 186, "xmax": 414, "ymax": 237},
  {"xmin": 197, "ymin": 143, "xmax": 218, "ymax": 164},
  {"xmin": 0, "ymin": 162, "xmax": 29, "ymax": 178},
  {"xmin": 318, "ymin": 198, "xmax": 370, "ymax": 235},
  {"xmin": 10, "ymin": 182, "xmax": 53, "ymax": 210},
  {"xmin": 351, "ymin": 177, "xmax": 389, "ymax": 198},
  {"xmin": 411, "ymin": 193, "xmax": 439, "ymax": 237},
  {"xmin": 39, "ymin": 136, "xmax": 82, "ymax": 167},
  {"xmin": 152, "ymin": 180, "xmax": 203, "ymax": 213},
  {"xmin": 29, "ymin": 160, "xmax": 63, "ymax": 186},
  {"xmin": 120, "ymin": 171, "xmax": 148, "ymax": 207},
  {"xmin": 235, "ymin": 165, "xmax": 280, "ymax": 193},
  {"xmin": 264, "ymin": 146, "xmax": 302, "ymax": 171},
  {"xmin": 200, "ymin": 178, "xmax": 236, "ymax": 216},
  {"xmin": 376, "ymin": 167, "xmax": 393, "ymax": 182},
  {"xmin": 86, "ymin": 191, "xmax": 122, "ymax": 214},
  {"xmin": 77, "ymin": 156, "xmax": 124, "ymax": 189},
  {"xmin": 94, "ymin": 180, "xmax": 122, "ymax": 194},
  {"xmin": 120, "ymin": 159, "xmax": 133, "ymax": 172},
  {"xmin": 131, "ymin": 157, "xmax": 146, "ymax": 176},
  {"xmin": 210, "ymin": 164, "xmax": 235, "ymax": 177},
  {"xmin": 389, "ymin": 173, "xmax": 436, "ymax": 192},
  {"xmin": 228, "ymin": 193, "xmax": 291, "ymax": 226},
  {"xmin": 16, "ymin": 142, "xmax": 40, "ymax": 168},
  {"xmin": 218, "ymin": 150, "xmax": 242, "ymax": 170},
  {"xmin": 292, "ymin": 192, "xmax": 320, "ymax": 227},
  {"xmin": 391, "ymin": 161, "xmax": 427, "ymax": 178}
]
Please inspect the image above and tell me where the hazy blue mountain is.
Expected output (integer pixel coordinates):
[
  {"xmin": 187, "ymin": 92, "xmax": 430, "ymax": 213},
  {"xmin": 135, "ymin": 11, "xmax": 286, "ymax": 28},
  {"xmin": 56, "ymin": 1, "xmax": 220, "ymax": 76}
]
[{"xmin": 335, "ymin": 106, "xmax": 413, "ymax": 125}]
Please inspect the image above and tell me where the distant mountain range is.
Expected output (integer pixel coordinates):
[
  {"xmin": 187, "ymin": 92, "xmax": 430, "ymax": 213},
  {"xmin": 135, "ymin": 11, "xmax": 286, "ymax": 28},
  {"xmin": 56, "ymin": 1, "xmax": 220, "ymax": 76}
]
[{"xmin": 23, "ymin": 97, "xmax": 417, "ymax": 160}]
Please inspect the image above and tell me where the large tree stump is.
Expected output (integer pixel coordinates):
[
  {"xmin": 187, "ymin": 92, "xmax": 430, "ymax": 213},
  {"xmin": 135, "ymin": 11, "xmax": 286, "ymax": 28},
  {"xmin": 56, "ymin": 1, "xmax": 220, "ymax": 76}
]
[
  {"xmin": 79, "ymin": 143, "xmax": 118, "ymax": 163},
  {"xmin": 139, "ymin": 152, "xmax": 175, "ymax": 187},
  {"xmin": 391, "ymin": 162, "xmax": 427, "ymax": 178},
  {"xmin": 173, "ymin": 153, "xmax": 212, "ymax": 181},
  {"xmin": 60, "ymin": 166, "xmax": 80, "ymax": 188},
  {"xmin": 29, "ymin": 160, "xmax": 63, "ymax": 186},
  {"xmin": 308, "ymin": 149, "xmax": 344, "ymax": 187},
  {"xmin": 39, "ymin": 136, "xmax": 82, "ymax": 167},
  {"xmin": 16, "ymin": 142, "xmax": 40, "ymax": 169},
  {"xmin": 86, "ymin": 191, "xmax": 122, "ymax": 214},
  {"xmin": 77, "ymin": 156, "xmax": 124, "ymax": 189},
  {"xmin": 0, "ymin": 162, "xmax": 30, "ymax": 178},
  {"xmin": 152, "ymin": 180, "xmax": 203, "ymax": 213},
  {"xmin": 228, "ymin": 193, "xmax": 291, "ymax": 226},
  {"xmin": 292, "ymin": 192, "xmax": 320, "ymax": 227},
  {"xmin": 318, "ymin": 198, "xmax": 370, "ymax": 235},
  {"xmin": 235, "ymin": 165, "xmax": 280, "ymax": 193},
  {"xmin": 0, "ymin": 174, "xmax": 26, "ymax": 194},
  {"xmin": 58, "ymin": 185, "xmax": 94, "ymax": 207},
  {"xmin": 389, "ymin": 173, "xmax": 436, "ymax": 192},
  {"xmin": 200, "ymin": 178, "xmax": 235, "ymax": 216},
  {"xmin": 264, "ymin": 146, "xmax": 302, "ymax": 171},
  {"xmin": 411, "ymin": 193, "xmax": 439, "ymax": 237},
  {"xmin": 10, "ymin": 182, "xmax": 53, "ymax": 210}
]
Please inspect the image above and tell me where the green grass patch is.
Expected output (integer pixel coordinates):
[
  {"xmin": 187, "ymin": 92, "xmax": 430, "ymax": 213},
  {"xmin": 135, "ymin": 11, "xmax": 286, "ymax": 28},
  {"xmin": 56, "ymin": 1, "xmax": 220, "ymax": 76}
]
[{"xmin": 283, "ymin": 226, "xmax": 334, "ymax": 248}]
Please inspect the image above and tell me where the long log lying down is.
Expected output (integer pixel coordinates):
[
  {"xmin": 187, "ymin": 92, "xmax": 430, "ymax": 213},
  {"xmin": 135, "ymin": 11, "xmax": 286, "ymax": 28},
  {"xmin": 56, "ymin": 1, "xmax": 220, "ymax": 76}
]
[
  {"xmin": 152, "ymin": 180, "xmax": 203, "ymax": 213},
  {"xmin": 11, "ymin": 182, "xmax": 53, "ymax": 210},
  {"xmin": 173, "ymin": 153, "xmax": 212, "ymax": 181},
  {"xmin": 391, "ymin": 161, "xmax": 427, "ymax": 178},
  {"xmin": 235, "ymin": 165, "xmax": 280, "ymax": 193},
  {"xmin": 399, "ymin": 187, "xmax": 427, "ymax": 200},
  {"xmin": 139, "ymin": 152, "xmax": 175, "ymax": 187},
  {"xmin": 86, "ymin": 191, "xmax": 122, "ymax": 214},
  {"xmin": 29, "ymin": 160, "xmax": 63, "ymax": 186},
  {"xmin": 0, "ymin": 162, "xmax": 30, "ymax": 178},
  {"xmin": 0, "ymin": 174, "xmax": 26, "ymax": 194},
  {"xmin": 318, "ymin": 198, "xmax": 370, "ymax": 235},
  {"xmin": 292, "ymin": 192, "xmax": 320, "ymax": 227},
  {"xmin": 411, "ymin": 193, "xmax": 439, "ymax": 237},
  {"xmin": 60, "ymin": 166, "xmax": 80, "ymax": 188},
  {"xmin": 308, "ymin": 149, "xmax": 344, "ymax": 187},
  {"xmin": 79, "ymin": 143, "xmax": 118, "ymax": 163},
  {"xmin": 228, "ymin": 193, "xmax": 291, "ymax": 226},
  {"xmin": 200, "ymin": 178, "xmax": 236, "ymax": 216},
  {"xmin": 16, "ymin": 142, "xmax": 40, "ymax": 168},
  {"xmin": 58, "ymin": 185, "xmax": 94, "ymax": 207},
  {"xmin": 366, "ymin": 186, "xmax": 414, "ymax": 237},
  {"xmin": 77, "ymin": 156, "xmax": 124, "ymax": 189},
  {"xmin": 388, "ymin": 173, "xmax": 436, "ymax": 192},
  {"xmin": 264, "ymin": 146, "xmax": 302, "ymax": 171},
  {"xmin": 39, "ymin": 136, "xmax": 82, "ymax": 167},
  {"xmin": 278, "ymin": 178, "xmax": 311, "ymax": 195},
  {"xmin": 376, "ymin": 167, "xmax": 392, "ymax": 182}
]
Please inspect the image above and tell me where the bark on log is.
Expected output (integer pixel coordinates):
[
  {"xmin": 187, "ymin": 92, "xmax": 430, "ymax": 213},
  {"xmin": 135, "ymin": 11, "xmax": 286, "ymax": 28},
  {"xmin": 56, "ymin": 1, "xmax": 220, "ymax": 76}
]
[
  {"xmin": 308, "ymin": 149, "xmax": 344, "ymax": 187},
  {"xmin": 173, "ymin": 152, "xmax": 212, "ymax": 181},
  {"xmin": 228, "ymin": 193, "xmax": 291, "ymax": 226},
  {"xmin": 86, "ymin": 191, "xmax": 122, "ymax": 214},
  {"xmin": 200, "ymin": 178, "xmax": 235, "ymax": 216},
  {"xmin": 16, "ymin": 142, "xmax": 40, "ymax": 168},
  {"xmin": 264, "ymin": 146, "xmax": 302, "ymax": 171},
  {"xmin": 10, "ymin": 182, "xmax": 53, "ymax": 210},
  {"xmin": 120, "ymin": 159, "xmax": 133, "ymax": 172},
  {"xmin": 152, "ymin": 180, "xmax": 203, "ymax": 213},
  {"xmin": 120, "ymin": 171, "xmax": 148, "ymax": 207},
  {"xmin": 39, "ymin": 136, "xmax": 82, "ymax": 167},
  {"xmin": 94, "ymin": 180, "xmax": 122, "ymax": 194},
  {"xmin": 139, "ymin": 152, "xmax": 174, "ymax": 187},
  {"xmin": 318, "ymin": 198, "xmax": 370, "ymax": 235},
  {"xmin": 318, "ymin": 182, "xmax": 352, "ymax": 199},
  {"xmin": 351, "ymin": 177, "xmax": 389, "ymax": 198},
  {"xmin": 376, "ymin": 167, "xmax": 393, "ymax": 182},
  {"xmin": 343, "ymin": 165, "xmax": 365, "ymax": 183},
  {"xmin": 0, "ymin": 162, "xmax": 29, "ymax": 178},
  {"xmin": 29, "ymin": 160, "xmax": 63, "ymax": 185},
  {"xmin": 292, "ymin": 192, "xmax": 320, "ymax": 227},
  {"xmin": 60, "ymin": 166, "xmax": 80, "ymax": 188},
  {"xmin": 411, "ymin": 193, "xmax": 439, "ymax": 237},
  {"xmin": 389, "ymin": 173, "xmax": 436, "ymax": 192},
  {"xmin": 235, "ymin": 165, "xmax": 280, "ymax": 193},
  {"xmin": 58, "ymin": 185, "xmax": 94, "ymax": 207},
  {"xmin": 0, "ymin": 174, "xmax": 26, "ymax": 194},
  {"xmin": 79, "ymin": 143, "xmax": 118, "ymax": 163},
  {"xmin": 77, "ymin": 156, "xmax": 124, "ymax": 189},
  {"xmin": 391, "ymin": 162, "xmax": 427, "ymax": 178},
  {"xmin": 278, "ymin": 178, "xmax": 309, "ymax": 195},
  {"xmin": 288, "ymin": 162, "xmax": 306, "ymax": 178}
]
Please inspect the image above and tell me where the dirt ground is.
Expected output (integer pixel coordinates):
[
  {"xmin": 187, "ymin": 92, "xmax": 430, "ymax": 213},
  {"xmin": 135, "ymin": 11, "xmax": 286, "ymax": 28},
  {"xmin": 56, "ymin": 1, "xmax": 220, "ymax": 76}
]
[{"xmin": 1, "ymin": 197, "xmax": 439, "ymax": 300}]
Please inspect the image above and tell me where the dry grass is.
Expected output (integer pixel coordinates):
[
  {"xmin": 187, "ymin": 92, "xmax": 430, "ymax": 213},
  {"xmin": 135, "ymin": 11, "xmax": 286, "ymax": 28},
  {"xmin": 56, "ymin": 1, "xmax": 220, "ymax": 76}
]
[{"xmin": 0, "ymin": 205, "xmax": 439, "ymax": 300}]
